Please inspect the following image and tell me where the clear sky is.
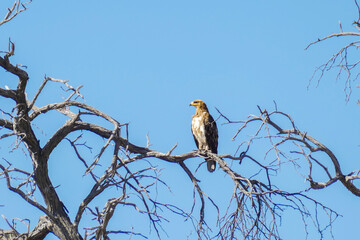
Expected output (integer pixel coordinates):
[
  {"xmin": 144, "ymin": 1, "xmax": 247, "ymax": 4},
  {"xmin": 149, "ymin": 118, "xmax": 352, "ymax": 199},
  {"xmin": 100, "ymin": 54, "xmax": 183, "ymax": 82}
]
[{"xmin": 0, "ymin": 0, "xmax": 359, "ymax": 239}]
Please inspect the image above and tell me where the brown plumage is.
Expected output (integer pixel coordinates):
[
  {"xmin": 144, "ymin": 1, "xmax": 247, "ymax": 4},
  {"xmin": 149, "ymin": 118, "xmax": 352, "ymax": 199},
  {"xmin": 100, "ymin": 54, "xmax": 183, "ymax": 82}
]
[{"xmin": 189, "ymin": 99, "xmax": 218, "ymax": 172}]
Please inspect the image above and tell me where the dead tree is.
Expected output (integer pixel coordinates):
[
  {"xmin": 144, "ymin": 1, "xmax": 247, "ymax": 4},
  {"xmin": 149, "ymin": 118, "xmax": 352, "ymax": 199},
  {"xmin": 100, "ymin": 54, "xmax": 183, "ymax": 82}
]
[
  {"xmin": 306, "ymin": 0, "xmax": 360, "ymax": 101},
  {"xmin": 0, "ymin": 1, "xmax": 359, "ymax": 240}
]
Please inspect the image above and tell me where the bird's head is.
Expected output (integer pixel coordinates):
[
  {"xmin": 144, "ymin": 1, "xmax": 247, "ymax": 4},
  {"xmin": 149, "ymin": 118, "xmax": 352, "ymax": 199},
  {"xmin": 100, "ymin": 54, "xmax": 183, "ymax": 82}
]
[{"xmin": 189, "ymin": 99, "xmax": 208, "ymax": 111}]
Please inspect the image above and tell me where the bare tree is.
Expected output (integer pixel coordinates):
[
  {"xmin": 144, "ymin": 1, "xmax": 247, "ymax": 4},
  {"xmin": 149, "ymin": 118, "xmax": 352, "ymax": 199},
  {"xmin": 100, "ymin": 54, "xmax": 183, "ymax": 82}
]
[
  {"xmin": 0, "ymin": 1, "xmax": 359, "ymax": 240},
  {"xmin": 305, "ymin": 0, "xmax": 360, "ymax": 101}
]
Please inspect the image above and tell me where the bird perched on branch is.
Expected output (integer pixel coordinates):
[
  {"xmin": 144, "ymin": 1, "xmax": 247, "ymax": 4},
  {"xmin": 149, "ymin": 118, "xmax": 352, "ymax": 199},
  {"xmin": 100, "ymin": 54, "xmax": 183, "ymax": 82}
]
[{"xmin": 189, "ymin": 99, "xmax": 218, "ymax": 172}]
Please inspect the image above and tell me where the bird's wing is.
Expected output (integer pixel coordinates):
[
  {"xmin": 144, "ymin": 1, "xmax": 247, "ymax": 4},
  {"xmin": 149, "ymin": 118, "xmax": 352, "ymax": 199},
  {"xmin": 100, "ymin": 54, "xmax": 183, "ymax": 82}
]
[{"xmin": 205, "ymin": 113, "xmax": 218, "ymax": 154}]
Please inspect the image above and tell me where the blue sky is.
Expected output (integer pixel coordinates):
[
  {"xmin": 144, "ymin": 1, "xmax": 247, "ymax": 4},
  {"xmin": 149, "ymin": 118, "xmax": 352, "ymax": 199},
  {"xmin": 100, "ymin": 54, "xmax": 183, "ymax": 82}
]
[{"xmin": 1, "ymin": 0, "xmax": 360, "ymax": 239}]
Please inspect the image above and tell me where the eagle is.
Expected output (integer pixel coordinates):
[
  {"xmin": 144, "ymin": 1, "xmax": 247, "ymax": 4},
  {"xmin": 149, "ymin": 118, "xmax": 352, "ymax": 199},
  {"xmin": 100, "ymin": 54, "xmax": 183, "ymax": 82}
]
[{"xmin": 189, "ymin": 99, "xmax": 218, "ymax": 172}]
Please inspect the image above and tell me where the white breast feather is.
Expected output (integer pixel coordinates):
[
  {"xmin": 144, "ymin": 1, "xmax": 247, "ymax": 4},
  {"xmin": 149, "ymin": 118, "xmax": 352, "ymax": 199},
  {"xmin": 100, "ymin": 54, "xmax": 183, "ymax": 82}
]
[{"xmin": 192, "ymin": 113, "xmax": 207, "ymax": 150}]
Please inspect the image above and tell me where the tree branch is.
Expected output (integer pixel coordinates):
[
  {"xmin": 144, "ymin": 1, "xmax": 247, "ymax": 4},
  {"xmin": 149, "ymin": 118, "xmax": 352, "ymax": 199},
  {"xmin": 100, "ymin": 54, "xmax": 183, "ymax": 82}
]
[
  {"xmin": 0, "ymin": 164, "xmax": 50, "ymax": 216},
  {"xmin": 0, "ymin": 1, "xmax": 32, "ymax": 27},
  {"xmin": 305, "ymin": 32, "xmax": 360, "ymax": 50}
]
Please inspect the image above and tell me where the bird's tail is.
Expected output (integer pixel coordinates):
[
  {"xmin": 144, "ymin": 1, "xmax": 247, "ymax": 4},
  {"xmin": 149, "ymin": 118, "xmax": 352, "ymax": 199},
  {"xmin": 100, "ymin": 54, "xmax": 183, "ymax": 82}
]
[{"xmin": 206, "ymin": 158, "xmax": 216, "ymax": 172}]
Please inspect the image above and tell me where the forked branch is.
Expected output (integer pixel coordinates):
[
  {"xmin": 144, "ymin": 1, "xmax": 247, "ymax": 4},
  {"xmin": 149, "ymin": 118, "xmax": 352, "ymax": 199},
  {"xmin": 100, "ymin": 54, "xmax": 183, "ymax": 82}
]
[{"xmin": 0, "ymin": 1, "xmax": 32, "ymax": 27}]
